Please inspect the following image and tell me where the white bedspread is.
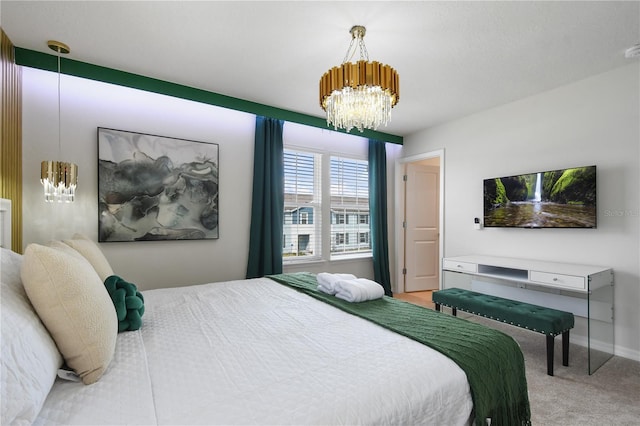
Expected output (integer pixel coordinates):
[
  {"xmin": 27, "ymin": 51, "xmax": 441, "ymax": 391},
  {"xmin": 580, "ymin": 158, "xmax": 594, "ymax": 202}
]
[{"xmin": 36, "ymin": 277, "xmax": 472, "ymax": 425}]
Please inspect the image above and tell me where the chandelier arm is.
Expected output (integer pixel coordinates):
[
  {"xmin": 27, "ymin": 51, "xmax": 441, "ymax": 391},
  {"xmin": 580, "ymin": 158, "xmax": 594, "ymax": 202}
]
[
  {"xmin": 342, "ymin": 37, "xmax": 357, "ymax": 64},
  {"xmin": 358, "ymin": 38, "xmax": 369, "ymax": 62}
]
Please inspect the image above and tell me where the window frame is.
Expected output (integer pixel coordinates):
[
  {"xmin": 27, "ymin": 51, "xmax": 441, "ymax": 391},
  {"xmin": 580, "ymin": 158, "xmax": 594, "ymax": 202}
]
[{"xmin": 283, "ymin": 139, "xmax": 372, "ymax": 265}]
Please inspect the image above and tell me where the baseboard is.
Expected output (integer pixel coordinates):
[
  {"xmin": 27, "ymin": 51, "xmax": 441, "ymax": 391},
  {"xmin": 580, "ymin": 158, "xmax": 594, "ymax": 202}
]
[
  {"xmin": 614, "ymin": 345, "xmax": 640, "ymax": 361},
  {"xmin": 570, "ymin": 335, "xmax": 639, "ymax": 362}
]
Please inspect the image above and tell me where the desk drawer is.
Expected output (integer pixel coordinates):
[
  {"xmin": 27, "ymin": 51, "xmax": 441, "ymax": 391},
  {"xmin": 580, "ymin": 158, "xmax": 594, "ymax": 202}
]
[
  {"xmin": 443, "ymin": 260, "xmax": 477, "ymax": 273},
  {"xmin": 530, "ymin": 271, "xmax": 585, "ymax": 290}
]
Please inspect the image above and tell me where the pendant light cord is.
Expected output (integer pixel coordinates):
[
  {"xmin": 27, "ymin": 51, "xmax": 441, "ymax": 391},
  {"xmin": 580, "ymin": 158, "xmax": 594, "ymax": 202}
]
[{"xmin": 57, "ymin": 49, "xmax": 62, "ymax": 160}]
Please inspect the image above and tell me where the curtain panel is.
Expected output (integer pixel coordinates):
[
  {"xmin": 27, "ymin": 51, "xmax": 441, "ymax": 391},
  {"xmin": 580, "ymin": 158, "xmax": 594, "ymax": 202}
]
[
  {"xmin": 368, "ymin": 139, "xmax": 392, "ymax": 296},
  {"xmin": 246, "ymin": 116, "xmax": 284, "ymax": 278}
]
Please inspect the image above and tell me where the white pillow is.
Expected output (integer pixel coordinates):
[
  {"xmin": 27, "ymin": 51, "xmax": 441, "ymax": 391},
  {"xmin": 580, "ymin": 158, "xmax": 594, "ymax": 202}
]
[
  {"xmin": 1, "ymin": 247, "xmax": 63, "ymax": 424},
  {"xmin": 21, "ymin": 244, "xmax": 117, "ymax": 385},
  {"xmin": 63, "ymin": 233, "xmax": 114, "ymax": 281},
  {"xmin": 47, "ymin": 239, "xmax": 86, "ymax": 260}
]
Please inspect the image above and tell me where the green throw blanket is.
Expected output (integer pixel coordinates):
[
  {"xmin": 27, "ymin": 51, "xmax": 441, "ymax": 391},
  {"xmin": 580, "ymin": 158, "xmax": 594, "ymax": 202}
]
[{"xmin": 268, "ymin": 272, "xmax": 531, "ymax": 426}]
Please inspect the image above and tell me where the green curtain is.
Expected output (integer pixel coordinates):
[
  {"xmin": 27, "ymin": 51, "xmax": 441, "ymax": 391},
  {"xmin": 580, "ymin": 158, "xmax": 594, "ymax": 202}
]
[
  {"xmin": 368, "ymin": 139, "xmax": 392, "ymax": 296},
  {"xmin": 246, "ymin": 116, "xmax": 284, "ymax": 278}
]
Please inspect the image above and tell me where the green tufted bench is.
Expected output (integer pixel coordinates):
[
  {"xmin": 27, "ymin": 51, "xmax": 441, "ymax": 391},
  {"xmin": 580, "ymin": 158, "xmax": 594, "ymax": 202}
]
[{"xmin": 433, "ymin": 287, "xmax": 574, "ymax": 376}]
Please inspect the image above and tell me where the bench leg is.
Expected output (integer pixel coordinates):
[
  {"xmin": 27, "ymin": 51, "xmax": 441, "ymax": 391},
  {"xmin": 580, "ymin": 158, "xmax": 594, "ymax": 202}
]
[
  {"xmin": 562, "ymin": 331, "xmax": 570, "ymax": 367},
  {"xmin": 434, "ymin": 303, "xmax": 457, "ymax": 317},
  {"xmin": 546, "ymin": 335, "xmax": 554, "ymax": 376}
]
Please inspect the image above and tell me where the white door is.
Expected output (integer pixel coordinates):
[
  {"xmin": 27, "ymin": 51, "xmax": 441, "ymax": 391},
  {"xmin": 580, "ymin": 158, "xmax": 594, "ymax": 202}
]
[{"xmin": 404, "ymin": 163, "xmax": 440, "ymax": 291}]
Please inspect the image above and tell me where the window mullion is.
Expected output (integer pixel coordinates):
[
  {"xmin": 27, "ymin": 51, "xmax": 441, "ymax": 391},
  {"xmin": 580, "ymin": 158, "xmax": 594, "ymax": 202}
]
[{"xmin": 321, "ymin": 152, "xmax": 331, "ymax": 261}]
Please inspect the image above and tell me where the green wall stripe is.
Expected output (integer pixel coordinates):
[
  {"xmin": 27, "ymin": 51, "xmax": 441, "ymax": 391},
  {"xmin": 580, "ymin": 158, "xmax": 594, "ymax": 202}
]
[{"xmin": 15, "ymin": 47, "xmax": 403, "ymax": 145}]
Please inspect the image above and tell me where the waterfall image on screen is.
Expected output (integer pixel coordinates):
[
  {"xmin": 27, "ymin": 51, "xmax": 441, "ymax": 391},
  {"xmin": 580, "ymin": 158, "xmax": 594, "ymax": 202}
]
[{"xmin": 483, "ymin": 165, "xmax": 596, "ymax": 228}]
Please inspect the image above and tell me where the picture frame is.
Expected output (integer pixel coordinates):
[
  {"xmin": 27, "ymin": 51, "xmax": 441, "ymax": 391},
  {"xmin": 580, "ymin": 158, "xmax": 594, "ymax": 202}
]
[{"xmin": 97, "ymin": 127, "xmax": 219, "ymax": 242}]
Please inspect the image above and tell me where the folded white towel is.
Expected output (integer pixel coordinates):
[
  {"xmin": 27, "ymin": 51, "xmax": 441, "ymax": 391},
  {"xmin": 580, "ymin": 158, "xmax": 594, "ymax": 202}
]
[
  {"xmin": 317, "ymin": 273, "xmax": 357, "ymax": 295},
  {"xmin": 334, "ymin": 278, "xmax": 384, "ymax": 303}
]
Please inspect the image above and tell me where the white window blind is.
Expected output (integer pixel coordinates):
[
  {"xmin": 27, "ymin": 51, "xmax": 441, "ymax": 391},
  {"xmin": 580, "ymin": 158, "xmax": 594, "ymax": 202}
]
[
  {"xmin": 283, "ymin": 150, "xmax": 321, "ymax": 260},
  {"xmin": 330, "ymin": 156, "xmax": 371, "ymax": 257}
]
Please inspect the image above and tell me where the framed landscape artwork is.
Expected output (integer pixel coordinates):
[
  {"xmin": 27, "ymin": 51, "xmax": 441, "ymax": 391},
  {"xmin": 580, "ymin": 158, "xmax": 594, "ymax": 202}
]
[{"xmin": 98, "ymin": 128, "xmax": 219, "ymax": 242}]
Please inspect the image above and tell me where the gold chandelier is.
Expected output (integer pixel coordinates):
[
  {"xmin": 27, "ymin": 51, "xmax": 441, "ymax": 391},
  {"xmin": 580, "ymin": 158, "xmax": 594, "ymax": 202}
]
[
  {"xmin": 41, "ymin": 40, "xmax": 78, "ymax": 203},
  {"xmin": 319, "ymin": 25, "xmax": 399, "ymax": 132}
]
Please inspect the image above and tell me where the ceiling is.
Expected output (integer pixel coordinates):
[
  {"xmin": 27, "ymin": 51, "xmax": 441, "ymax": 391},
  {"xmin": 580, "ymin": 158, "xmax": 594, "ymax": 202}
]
[{"xmin": 2, "ymin": 1, "xmax": 639, "ymax": 137}]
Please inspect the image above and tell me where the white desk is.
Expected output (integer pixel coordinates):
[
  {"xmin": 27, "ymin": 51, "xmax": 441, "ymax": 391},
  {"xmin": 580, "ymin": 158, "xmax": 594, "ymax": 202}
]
[{"xmin": 442, "ymin": 255, "xmax": 614, "ymax": 374}]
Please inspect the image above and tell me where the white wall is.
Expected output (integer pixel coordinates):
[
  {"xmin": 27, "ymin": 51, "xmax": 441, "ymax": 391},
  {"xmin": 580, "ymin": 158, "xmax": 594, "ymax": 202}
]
[
  {"xmin": 403, "ymin": 64, "xmax": 640, "ymax": 359},
  {"xmin": 21, "ymin": 67, "xmax": 399, "ymax": 290},
  {"xmin": 22, "ymin": 67, "xmax": 256, "ymax": 289}
]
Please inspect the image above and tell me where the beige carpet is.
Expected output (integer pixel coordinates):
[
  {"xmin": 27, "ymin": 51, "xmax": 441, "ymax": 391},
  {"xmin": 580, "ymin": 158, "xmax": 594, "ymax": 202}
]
[{"xmin": 465, "ymin": 315, "xmax": 640, "ymax": 425}]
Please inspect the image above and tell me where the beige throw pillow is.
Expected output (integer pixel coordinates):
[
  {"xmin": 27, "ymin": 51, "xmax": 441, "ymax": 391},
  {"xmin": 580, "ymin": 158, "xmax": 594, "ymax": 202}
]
[
  {"xmin": 21, "ymin": 244, "xmax": 117, "ymax": 385},
  {"xmin": 47, "ymin": 239, "xmax": 86, "ymax": 260},
  {"xmin": 63, "ymin": 233, "xmax": 114, "ymax": 281}
]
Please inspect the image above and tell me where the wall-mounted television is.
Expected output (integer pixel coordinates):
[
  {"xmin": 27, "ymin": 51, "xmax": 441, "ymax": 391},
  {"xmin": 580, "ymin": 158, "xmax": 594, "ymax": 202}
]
[{"xmin": 483, "ymin": 165, "xmax": 596, "ymax": 228}]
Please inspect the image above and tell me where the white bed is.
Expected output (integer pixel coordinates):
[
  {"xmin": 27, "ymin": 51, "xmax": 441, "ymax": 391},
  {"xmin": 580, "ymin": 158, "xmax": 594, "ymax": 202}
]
[
  {"xmin": 1, "ymin": 200, "xmax": 529, "ymax": 425},
  {"xmin": 32, "ymin": 276, "xmax": 473, "ymax": 425},
  {"xmin": 1, "ymin": 243, "xmax": 472, "ymax": 425}
]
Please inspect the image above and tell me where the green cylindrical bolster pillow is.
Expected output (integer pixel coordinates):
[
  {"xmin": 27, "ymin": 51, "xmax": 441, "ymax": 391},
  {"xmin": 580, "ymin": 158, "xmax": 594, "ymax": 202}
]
[{"xmin": 104, "ymin": 275, "xmax": 145, "ymax": 332}]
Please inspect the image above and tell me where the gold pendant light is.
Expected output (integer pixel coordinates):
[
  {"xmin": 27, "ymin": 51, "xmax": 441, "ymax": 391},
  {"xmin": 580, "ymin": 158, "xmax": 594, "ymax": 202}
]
[
  {"xmin": 319, "ymin": 26, "xmax": 399, "ymax": 132},
  {"xmin": 41, "ymin": 40, "xmax": 78, "ymax": 203}
]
